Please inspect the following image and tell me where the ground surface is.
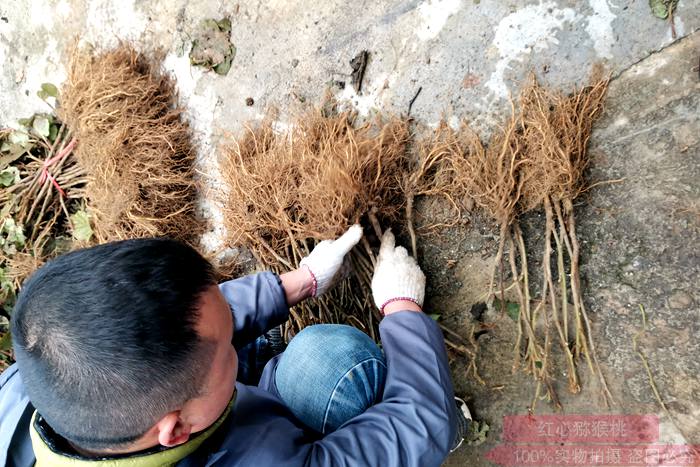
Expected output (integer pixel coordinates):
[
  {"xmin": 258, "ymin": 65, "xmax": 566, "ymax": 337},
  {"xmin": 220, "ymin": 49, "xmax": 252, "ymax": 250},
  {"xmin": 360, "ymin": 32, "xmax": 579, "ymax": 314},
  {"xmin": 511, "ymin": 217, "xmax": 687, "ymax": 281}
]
[{"xmin": 1, "ymin": 1, "xmax": 698, "ymax": 465}]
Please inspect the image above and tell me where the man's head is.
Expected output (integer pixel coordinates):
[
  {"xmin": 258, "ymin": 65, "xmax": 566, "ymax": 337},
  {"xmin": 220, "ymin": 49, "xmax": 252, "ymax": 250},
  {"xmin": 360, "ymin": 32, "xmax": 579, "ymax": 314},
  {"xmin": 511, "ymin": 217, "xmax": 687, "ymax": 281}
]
[{"xmin": 11, "ymin": 238, "xmax": 238, "ymax": 454}]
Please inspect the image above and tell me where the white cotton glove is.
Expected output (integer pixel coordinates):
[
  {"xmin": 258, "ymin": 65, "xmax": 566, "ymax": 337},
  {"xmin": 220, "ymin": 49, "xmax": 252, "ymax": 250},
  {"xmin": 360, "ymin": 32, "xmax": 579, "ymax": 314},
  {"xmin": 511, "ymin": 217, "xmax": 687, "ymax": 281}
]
[
  {"xmin": 299, "ymin": 224, "xmax": 363, "ymax": 296},
  {"xmin": 371, "ymin": 229, "xmax": 426, "ymax": 313}
]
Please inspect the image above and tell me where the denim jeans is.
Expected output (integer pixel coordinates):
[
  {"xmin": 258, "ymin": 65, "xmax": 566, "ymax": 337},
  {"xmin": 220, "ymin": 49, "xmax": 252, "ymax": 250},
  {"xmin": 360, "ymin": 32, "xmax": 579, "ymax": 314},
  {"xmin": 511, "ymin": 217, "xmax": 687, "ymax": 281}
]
[
  {"xmin": 237, "ymin": 334, "xmax": 277, "ymax": 386},
  {"xmin": 237, "ymin": 324, "xmax": 387, "ymax": 434}
]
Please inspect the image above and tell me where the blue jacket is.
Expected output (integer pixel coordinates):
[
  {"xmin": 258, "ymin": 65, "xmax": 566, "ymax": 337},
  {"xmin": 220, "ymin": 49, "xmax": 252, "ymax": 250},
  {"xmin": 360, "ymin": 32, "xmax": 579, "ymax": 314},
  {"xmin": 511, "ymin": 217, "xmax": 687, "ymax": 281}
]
[{"xmin": 0, "ymin": 272, "xmax": 457, "ymax": 466}]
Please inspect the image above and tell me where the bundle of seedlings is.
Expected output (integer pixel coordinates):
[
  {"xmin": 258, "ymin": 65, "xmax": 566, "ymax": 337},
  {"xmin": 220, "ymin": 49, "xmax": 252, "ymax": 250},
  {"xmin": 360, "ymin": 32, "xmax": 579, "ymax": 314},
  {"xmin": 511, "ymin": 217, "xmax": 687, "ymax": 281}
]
[
  {"xmin": 408, "ymin": 123, "xmax": 490, "ymax": 381},
  {"xmin": 517, "ymin": 75, "xmax": 613, "ymax": 407},
  {"xmin": 425, "ymin": 74, "xmax": 612, "ymax": 408},
  {"xmin": 0, "ymin": 111, "xmax": 88, "ymax": 369},
  {"xmin": 222, "ymin": 107, "xmax": 411, "ymax": 340},
  {"xmin": 422, "ymin": 107, "xmax": 552, "ymax": 398},
  {"xmin": 58, "ymin": 45, "xmax": 201, "ymax": 245}
]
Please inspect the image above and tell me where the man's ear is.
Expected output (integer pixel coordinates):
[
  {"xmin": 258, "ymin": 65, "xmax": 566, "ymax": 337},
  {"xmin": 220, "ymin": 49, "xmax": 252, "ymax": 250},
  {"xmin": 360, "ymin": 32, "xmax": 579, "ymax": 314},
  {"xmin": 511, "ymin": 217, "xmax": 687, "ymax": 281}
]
[{"xmin": 155, "ymin": 411, "xmax": 192, "ymax": 447}]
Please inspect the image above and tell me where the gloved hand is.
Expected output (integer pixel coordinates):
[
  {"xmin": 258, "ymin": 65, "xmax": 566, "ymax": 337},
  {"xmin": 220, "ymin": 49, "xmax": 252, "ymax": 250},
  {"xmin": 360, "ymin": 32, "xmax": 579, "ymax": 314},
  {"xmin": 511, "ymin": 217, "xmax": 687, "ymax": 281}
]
[
  {"xmin": 300, "ymin": 224, "xmax": 363, "ymax": 297},
  {"xmin": 371, "ymin": 229, "xmax": 426, "ymax": 313}
]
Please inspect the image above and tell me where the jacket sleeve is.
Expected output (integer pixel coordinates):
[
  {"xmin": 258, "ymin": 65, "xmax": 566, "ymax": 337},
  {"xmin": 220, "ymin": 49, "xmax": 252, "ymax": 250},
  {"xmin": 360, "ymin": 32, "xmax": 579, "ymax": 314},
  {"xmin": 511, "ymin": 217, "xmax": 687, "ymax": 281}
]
[
  {"xmin": 0, "ymin": 364, "xmax": 36, "ymax": 467},
  {"xmin": 219, "ymin": 272, "xmax": 289, "ymax": 349},
  {"xmin": 306, "ymin": 311, "xmax": 458, "ymax": 467}
]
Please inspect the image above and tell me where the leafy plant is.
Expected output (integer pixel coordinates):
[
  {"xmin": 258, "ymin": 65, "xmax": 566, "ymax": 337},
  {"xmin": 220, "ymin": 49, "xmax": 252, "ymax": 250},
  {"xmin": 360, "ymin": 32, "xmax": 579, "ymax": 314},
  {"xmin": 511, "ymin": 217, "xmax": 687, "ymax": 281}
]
[
  {"xmin": 0, "ymin": 167, "xmax": 20, "ymax": 187},
  {"xmin": 32, "ymin": 115, "xmax": 51, "ymax": 138},
  {"xmin": 493, "ymin": 297, "xmax": 520, "ymax": 322},
  {"xmin": 37, "ymin": 82, "xmax": 59, "ymax": 101},
  {"xmin": 70, "ymin": 210, "xmax": 93, "ymax": 242},
  {"xmin": 0, "ymin": 332, "xmax": 11, "ymax": 351},
  {"xmin": 189, "ymin": 18, "xmax": 236, "ymax": 76},
  {"xmin": 649, "ymin": 0, "xmax": 678, "ymax": 19},
  {"xmin": 0, "ymin": 267, "xmax": 15, "ymax": 313},
  {"xmin": 0, "ymin": 218, "xmax": 26, "ymax": 255},
  {"xmin": 0, "ymin": 129, "xmax": 33, "ymax": 160},
  {"xmin": 466, "ymin": 420, "xmax": 489, "ymax": 446}
]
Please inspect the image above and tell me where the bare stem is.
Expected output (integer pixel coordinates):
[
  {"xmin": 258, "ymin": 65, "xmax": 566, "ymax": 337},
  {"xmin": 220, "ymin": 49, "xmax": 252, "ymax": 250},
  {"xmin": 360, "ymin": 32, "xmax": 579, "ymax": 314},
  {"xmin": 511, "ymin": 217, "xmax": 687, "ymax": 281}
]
[
  {"xmin": 564, "ymin": 198, "xmax": 614, "ymax": 406},
  {"xmin": 406, "ymin": 193, "xmax": 418, "ymax": 259},
  {"xmin": 514, "ymin": 224, "xmax": 532, "ymax": 335},
  {"xmin": 545, "ymin": 197, "xmax": 579, "ymax": 393},
  {"xmin": 508, "ymin": 227, "xmax": 540, "ymax": 372},
  {"xmin": 487, "ymin": 222, "xmax": 509, "ymax": 302},
  {"xmin": 554, "ymin": 222, "xmax": 570, "ymax": 344}
]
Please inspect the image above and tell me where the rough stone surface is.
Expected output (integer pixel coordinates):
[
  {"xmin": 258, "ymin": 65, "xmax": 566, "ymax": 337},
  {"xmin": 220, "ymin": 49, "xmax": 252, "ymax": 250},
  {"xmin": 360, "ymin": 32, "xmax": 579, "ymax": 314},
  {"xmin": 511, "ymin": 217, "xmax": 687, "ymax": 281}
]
[
  {"xmin": 582, "ymin": 32, "xmax": 699, "ymax": 441},
  {"xmin": 1, "ymin": 1, "xmax": 699, "ymax": 465}
]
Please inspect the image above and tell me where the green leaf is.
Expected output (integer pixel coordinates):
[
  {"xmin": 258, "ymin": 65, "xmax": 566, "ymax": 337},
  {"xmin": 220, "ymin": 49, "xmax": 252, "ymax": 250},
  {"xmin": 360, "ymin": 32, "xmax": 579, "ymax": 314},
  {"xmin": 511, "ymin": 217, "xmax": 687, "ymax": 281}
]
[
  {"xmin": 49, "ymin": 123, "xmax": 59, "ymax": 142},
  {"xmin": 428, "ymin": 313, "xmax": 441, "ymax": 321},
  {"xmin": 649, "ymin": 0, "xmax": 668, "ymax": 18},
  {"xmin": 0, "ymin": 267, "xmax": 12, "ymax": 293},
  {"xmin": 505, "ymin": 302, "xmax": 520, "ymax": 322},
  {"xmin": 217, "ymin": 17, "xmax": 232, "ymax": 33},
  {"xmin": 4, "ymin": 128, "xmax": 34, "ymax": 157},
  {"xmin": 0, "ymin": 332, "xmax": 11, "ymax": 351},
  {"xmin": 649, "ymin": 0, "xmax": 678, "ymax": 18},
  {"xmin": 535, "ymin": 360, "xmax": 543, "ymax": 369},
  {"xmin": 202, "ymin": 19, "xmax": 220, "ymax": 31},
  {"xmin": 494, "ymin": 298, "xmax": 520, "ymax": 322},
  {"xmin": 17, "ymin": 117, "xmax": 33, "ymax": 127},
  {"xmin": 214, "ymin": 52, "xmax": 234, "ymax": 75},
  {"xmin": 0, "ymin": 267, "xmax": 15, "ymax": 311},
  {"xmin": 32, "ymin": 116, "xmax": 50, "ymax": 137},
  {"xmin": 1, "ymin": 218, "xmax": 26, "ymax": 253},
  {"xmin": 40, "ymin": 82, "xmax": 59, "ymax": 98},
  {"xmin": 70, "ymin": 210, "xmax": 93, "ymax": 242},
  {"xmin": 43, "ymin": 235, "xmax": 74, "ymax": 257},
  {"xmin": 466, "ymin": 420, "xmax": 489, "ymax": 446},
  {"xmin": 8, "ymin": 130, "xmax": 29, "ymax": 146},
  {"xmin": 0, "ymin": 167, "xmax": 20, "ymax": 187},
  {"xmin": 191, "ymin": 17, "xmax": 236, "ymax": 75}
]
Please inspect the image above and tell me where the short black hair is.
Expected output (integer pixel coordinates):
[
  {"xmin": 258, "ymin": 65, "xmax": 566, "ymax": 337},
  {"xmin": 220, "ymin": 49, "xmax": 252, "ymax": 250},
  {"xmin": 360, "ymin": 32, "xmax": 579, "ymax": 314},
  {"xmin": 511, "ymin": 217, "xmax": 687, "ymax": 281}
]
[{"xmin": 11, "ymin": 238, "xmax": 217, "ymax": 451}]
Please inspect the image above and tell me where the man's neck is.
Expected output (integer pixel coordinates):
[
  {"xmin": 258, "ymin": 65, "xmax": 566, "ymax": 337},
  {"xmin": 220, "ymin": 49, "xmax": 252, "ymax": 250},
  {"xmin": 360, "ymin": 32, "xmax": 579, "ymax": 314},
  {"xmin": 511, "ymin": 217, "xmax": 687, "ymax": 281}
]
[{"xmin": 69, "ymin": 440, "xmax": 140, "ymax": 458}]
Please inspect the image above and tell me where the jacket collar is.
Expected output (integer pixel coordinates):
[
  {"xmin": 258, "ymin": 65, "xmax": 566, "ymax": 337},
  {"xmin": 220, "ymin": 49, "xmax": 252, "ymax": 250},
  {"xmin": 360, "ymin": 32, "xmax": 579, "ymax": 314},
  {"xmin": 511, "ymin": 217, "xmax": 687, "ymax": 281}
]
[{"xmin": 30, "ymin": 393, "xmax": 235, "ymax": 467}]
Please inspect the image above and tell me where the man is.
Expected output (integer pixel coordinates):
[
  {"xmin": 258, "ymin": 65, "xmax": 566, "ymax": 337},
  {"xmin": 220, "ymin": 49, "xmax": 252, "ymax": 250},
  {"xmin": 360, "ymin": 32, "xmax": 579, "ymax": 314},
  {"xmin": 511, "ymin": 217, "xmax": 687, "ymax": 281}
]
[{"xmin": 0, "ymin": 225, "xmax": 465, "ymax": 466}]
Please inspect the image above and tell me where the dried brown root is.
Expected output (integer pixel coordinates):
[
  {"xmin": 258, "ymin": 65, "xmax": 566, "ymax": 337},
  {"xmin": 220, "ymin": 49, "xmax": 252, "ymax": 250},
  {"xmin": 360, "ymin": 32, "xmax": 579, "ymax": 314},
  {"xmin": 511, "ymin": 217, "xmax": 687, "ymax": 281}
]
[
  {"xmin": 221, "ymin": 107, "xmax": 411, "ymax": 336},
  {"xmin": 392, "ymin": 126, "xmax": 487, "ymax": 373},
  {"xmin": 440, "ymin": 321, "xmax": 485, "ymax": 385},
  {"xmin": 489, "ymin": 223, "xmax": 508, "ymax": 308},
  {"xmin": 221, "ymin": 109, "xmax": 410, "ymax": 258},
  {"xmin": 633, "ymin": 305, "xmax": 700, "ymax": 457},
  {"xmin": 5, "ymin": 251, "xmax": 44, "ymax": 288},
  {"xmin": 59, "ymin": 44, "xmax": 202, "ymax": 246},
  {"xmin": 408, "ymin": 121, "xmax": 478, "ymax": 227},
  {"xmin": 415, "ymin": 103, "xmax": 541, "ymax": 397}
]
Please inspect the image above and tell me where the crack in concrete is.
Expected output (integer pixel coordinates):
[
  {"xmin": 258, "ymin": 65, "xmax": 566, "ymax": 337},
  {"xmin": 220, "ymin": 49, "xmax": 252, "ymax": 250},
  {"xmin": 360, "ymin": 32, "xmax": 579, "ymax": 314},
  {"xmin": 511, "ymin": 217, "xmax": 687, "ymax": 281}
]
[{"xmin": 609, "ymin": 29, "xmax": 699, "ymax": 82}]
